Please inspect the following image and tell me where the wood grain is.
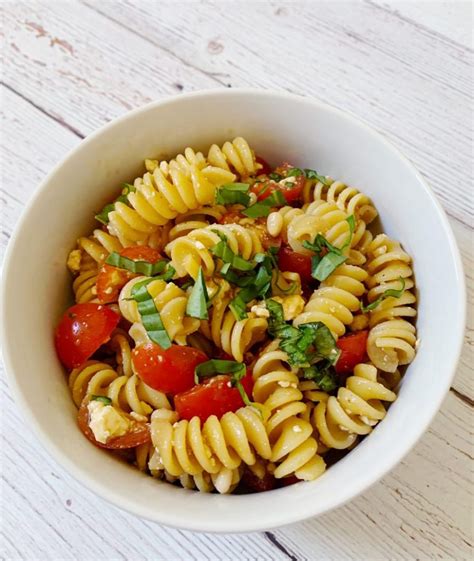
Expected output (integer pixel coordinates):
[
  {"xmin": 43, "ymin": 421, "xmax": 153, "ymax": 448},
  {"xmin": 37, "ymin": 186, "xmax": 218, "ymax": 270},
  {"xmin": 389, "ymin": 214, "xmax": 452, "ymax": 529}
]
[{"xmin": 1, "ymin": 1, "xmax": 472, "ymax": 560}]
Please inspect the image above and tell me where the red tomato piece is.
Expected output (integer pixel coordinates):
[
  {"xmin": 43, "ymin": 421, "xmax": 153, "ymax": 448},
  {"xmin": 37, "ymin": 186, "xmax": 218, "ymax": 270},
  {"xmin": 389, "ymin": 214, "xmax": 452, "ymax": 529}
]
[
  {"xmin": 335, "ymin": 331, "xmax": 369, "ymax": 374},
  {"xmin": 77, "ymin": 399, "xmax": 150, "ymax": 449},
  {"xmin": 175, "ymin": 373, "xmax": 254, "ymax": 422},
  {"xmin": 241, "ymin": 468, "xmax": 277, "ymax": 493},
  {"xmin": 97, "ymin": 246, "xmax": 162, "ymax": 304},
  {"xmin": 255, "ymin": 155, "xmax": 272, "ymax": 176},
  {"xmin": 132, "ymin": 343, "xmax": 208, "ymax": 394},
  {"xmin": 278, "ymin": 245, "xmax": 313, "ymax": 284},
  {"xmin": 55, "ymin": 303, "xmax": 120, "ymax": 369},
  {"xmin": 250, "ymin": 176, "xmax": 304, "ymax": 204}
]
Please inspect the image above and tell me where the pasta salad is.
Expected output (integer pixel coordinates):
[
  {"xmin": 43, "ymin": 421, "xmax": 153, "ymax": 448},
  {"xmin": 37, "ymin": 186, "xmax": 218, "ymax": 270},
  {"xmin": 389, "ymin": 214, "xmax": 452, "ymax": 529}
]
[{"xmin": 55, "ymin": 137, "xmax": 417, "ymax": 494}]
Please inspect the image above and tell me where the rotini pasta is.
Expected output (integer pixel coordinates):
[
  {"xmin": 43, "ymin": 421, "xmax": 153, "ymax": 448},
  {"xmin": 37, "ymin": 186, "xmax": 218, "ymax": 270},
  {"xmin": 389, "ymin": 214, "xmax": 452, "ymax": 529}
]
[
  {"xmin": 150, "ymin": 407, "xmax": 271, "ymax": 476},
  {"xmin": 293, "ymin": 264, "xmax": 368, "ymax": 338},
  {"xmin": 56, "ymin": 137, "xmax": 417, "ymax": 495},
  {"xmin": 312, "ymin": 363, "xmax": 396, "ymax": 449},
  {"xmin": 166, "ymin": 223, "xmax": 264, "ymax": 279},
  {"xmin": 365, "ymin": 234, "xmax": 417, "ymax": 372},
  {"xmin": 200, "ymin": 294, "xmax": 268, "ymax": 362}
]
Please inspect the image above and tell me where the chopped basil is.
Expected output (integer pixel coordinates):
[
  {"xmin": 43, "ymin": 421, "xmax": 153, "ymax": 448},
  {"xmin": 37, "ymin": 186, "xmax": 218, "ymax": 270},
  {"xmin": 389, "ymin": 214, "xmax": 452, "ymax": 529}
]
[
  {"xmin": 303, "ymin": 363, "xmax": 338, "ymax": 392},
  {"xmin": 302, "ymin": 215, "xmax": 355, "ymax": 281},
  {"xmin": 304, "ymin": 168, "xmax": 332, "ymax": 186},
  {"xmin": 215, "ymin": 182, "xmax": 251, "ymax": 206},
  {"xmin": 194, "ymin": 359, "xmax": 252, "ymax": 407},
  {"xmin": 131, "ymin": 279, "xmax": 171, "ymax": 349},
  {"xmin": 268, "ymin": 172, "xmax": 282, "ymax": 181},
  {"xmin": 212, "ymin": 239, "xmax": 255, "ymax": 271},
  {"xmin": 228, "ymin": 257, "xmax": 273, "ymax": 320},
  {"xmin": 95, "ymin": 183, "xmax": 136, "ymax": 225},
  {"xmin": 266, "ymin": 299, "xmax": 340, "ymax": 369},
  {"xmin": 186, "ymin": 268, "xmax": 210, "ymax": 319},
  {"xmin": 286, "ymin": 167, "xmax": 305, "ymax": 177},
  {"xmin": 90, "ymin": 395, "xmax": 112, "ymax": 405},
  {"xmin": 361, "ymin": 277, "xmax": 406, "ymax": 312},
  {"xmin": 105, "ymin": 253, "xmax": 173, "ymax": 278},
  {"xmin": 242, "ymin": 190, "xmax": 286, "ymax": 218}
]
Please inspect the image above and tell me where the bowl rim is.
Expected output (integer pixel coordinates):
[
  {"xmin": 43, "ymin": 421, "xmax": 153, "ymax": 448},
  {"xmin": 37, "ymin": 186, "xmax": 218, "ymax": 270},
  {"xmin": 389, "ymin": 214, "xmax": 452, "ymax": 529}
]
[{"xmin": 1, "ymin": 88, "xmax": 467, "ymax": 533}]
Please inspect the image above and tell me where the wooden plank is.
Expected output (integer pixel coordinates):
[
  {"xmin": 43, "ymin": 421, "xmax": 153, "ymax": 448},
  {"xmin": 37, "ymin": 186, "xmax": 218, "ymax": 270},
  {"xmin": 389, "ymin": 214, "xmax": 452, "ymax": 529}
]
[
  {"xmin": 371, "ymin": 0, "xmax": 473, "ymax": 48},
  {"xmin": 80, "ymin": 0, "xmax": 473, "ymax": 227}
]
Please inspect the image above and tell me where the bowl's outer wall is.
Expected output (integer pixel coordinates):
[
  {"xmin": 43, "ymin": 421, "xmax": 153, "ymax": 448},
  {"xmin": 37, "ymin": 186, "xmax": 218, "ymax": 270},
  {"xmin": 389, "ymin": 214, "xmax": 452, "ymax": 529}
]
[{"xmin": 1, "ymin": 90, "xmax": 466, "ymax": 532}]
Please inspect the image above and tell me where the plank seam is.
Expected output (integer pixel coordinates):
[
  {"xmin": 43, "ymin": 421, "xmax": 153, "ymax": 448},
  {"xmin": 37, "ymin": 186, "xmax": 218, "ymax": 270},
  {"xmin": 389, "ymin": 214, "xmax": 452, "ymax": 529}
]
[
  {"xmin": 365, "ymin": 0, "xmax": 474, "ymax": 53},
  {"xmin": 80, "ymin": 1, "xmax": 230, "ymax": 87},
  {"xmin": 264, "ymin": 532, "xmax": 299, "ymax": 561},
  {"xmin": 1, "ymin": 81, "xmax": 85, "ymax": 140},
  {"xmin": 450, "ymin": 387, "xmax": 474, "ymax": 408}
]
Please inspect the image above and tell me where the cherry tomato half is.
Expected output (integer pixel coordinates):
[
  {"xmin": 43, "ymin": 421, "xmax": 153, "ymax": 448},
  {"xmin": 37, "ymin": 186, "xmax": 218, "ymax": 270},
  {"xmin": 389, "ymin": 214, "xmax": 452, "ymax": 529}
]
[
  {"xmin": 132, "ymin": 343, "xmax": 208, "ymax": 394},
  {"xmin": 77, "ymin": 399, "xmax": 150, "ymax": 449},
  {"xmin": 97, "ymin": 246, "xmax": 162, "ymax": 304},
  {"xmin": 278, "ymin": 245, "xmax": 313, "ymax": 284},
  {"xmin": 335, "ymin": 331, "xmax": 369, "ymax": 374},
  {"xmin": 55, "ymin": 303, "xmax": 120, "ymax": 369},
  {"xmin": 175, "ymin": 373, "xmax": 254, "ymax": 422}
]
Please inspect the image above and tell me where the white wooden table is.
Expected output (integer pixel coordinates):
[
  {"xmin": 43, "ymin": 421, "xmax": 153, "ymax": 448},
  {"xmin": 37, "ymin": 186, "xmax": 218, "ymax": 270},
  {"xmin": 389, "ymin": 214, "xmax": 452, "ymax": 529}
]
[{"xmin": 1, "ymin": 1, "xmax": 472, "ymax": 559}]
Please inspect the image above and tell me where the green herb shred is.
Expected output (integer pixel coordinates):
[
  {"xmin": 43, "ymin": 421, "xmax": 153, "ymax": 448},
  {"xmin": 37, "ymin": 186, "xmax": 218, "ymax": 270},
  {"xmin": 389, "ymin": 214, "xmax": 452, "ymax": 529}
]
[{"xmin": 360, "ymin": 277, "xmax": 406, "ymax": 312}]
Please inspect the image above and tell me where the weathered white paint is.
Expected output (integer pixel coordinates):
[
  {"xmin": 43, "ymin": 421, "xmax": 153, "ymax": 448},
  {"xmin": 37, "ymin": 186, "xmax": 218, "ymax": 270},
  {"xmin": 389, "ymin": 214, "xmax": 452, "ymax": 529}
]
[{"xmin": 1, "ymin": 1, "xmax": 472, "ymax": 559}]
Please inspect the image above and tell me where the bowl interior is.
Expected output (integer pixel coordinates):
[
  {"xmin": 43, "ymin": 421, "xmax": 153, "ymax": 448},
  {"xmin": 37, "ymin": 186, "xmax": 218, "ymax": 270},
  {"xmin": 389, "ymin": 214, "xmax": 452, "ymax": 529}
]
[{"xmin": 1, "ymin": 90, "xmax": 465, "ymax": 532}]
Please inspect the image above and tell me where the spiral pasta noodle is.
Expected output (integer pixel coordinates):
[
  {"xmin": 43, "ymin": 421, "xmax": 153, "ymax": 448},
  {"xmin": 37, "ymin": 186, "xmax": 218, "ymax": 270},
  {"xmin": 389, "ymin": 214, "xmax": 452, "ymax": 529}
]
[
  {"xmin": 293, "ymin": 264, "xmax": 368, "ymax": 338},
  {"xmin": 312, "ymin": 363, "xmax": 396, "ymax": 449},
  {"xmin": 365, "ymin": 234, "xmax": 417, "ymax": 372},
  {"xmin": 207, "ymin": 137, "xmax": 257, "ymax": 178},
  {"xmin": 136, "ymin": 441, "xmax": 243, "ymax": 493},
  {"xmin": 119, "ymin": 276, "xmax": 200, "ymax": 345},
  {"xmin": 149, "ymin": 407, "xmax": 271, "ymax": 477},
  {"xmin": 252, "ymin": 346, "xmax": 326, "ymax": 480},
  {"xmin": 107, "ymin": 147, "xmax": 237, "ymax": 247},
  {"xmin": 200, "ymin": 295, "xmax": 268, "ymax": 362},
  {"xmin": 165, "ymin": 223, "xmax": 263, "ymax": 279},
  {"xmin": 266, "ymin": 206, "xmax": 304, "ymax": 240},
  {"xmin": 68, "ymin": 361, "xmax": 170, "ymax": 416},
  {"xmin": 288, "ymin": 200, "xmax": 352, "ymax": 254}
]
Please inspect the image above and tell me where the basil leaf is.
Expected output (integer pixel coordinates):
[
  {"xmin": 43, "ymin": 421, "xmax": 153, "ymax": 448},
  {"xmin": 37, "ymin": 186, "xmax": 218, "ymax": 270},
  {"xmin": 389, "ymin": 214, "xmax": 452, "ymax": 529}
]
[
  {"xmin": 286, "ymin": 167, "xmax": 304, "ymax": 177},
  {"xmin": 266, "ymin": 298, "xmax": 285, "ymax": 335},
  {"xmin": 312, "ymin": 251, "xmax": 347, "ymax": 281},
  {"xmin": 195, "ymin": 359, "xmax": 246, "ymax": 383},
  {"xmin": 105, "ymin": 253, "xmax": 170, "ymax": 277},
  {"xmin": 95, "ymin": 183, "xmax": 136, "ymax": 225},
  {"xmin": 212, "ymin": 240, "xmax": 255, "ymax": 271},
  {"xmin": 194, "ymin": 360, "xmax": 253, "ymax": 406},
  {"xmin": 303, "ymin": 363, "xmax": 338, "ymax": 392},
  {"xmin": 131, "ymin": 280, "xmax": 171, "ymax": 349},
  {"xmin": 242, "ymin": 190, "xmax": 286, "ymax": 218},
  {"xmin": 268, "ymin": 172, "xmax": 282, "ymax": 181},
  {"xmin": 341, "ymin": 214, "xmax": 356, "ymax": 251},
  {"xmin": 90, "ymin": 395, "xmax": 112, "ymax": 405},
  {"xmin": 304, "ymin": 169, "xmax": 331, "ymax": 186},
  {"xmin": 229, "ymin": 293, "xmax": 249, "ymax": 320},
  {"xmin": 303, "ymin": 234, "xmax": 341, "ymax": 256},
  {"xmin": 298, "ymin": 322, "xmax": 341, "ymax": 364},
  {"xmin": 361, "ymin": 277, "xmax": 406, "ymax": 312},
  {"xmin": 215, "ymin": 183, "xmax": 251, "ymax": 206},
  {"xmin": 186, "ymin": 268, "xmax": 209, "ymax": 319}
]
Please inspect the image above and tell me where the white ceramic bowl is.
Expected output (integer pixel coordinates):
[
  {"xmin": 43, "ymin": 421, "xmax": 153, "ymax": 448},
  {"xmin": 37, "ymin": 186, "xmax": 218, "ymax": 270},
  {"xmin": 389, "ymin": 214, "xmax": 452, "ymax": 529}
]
[{"xmin": 1, "ymin": 89, "xmax": 466, "ymax": 533}]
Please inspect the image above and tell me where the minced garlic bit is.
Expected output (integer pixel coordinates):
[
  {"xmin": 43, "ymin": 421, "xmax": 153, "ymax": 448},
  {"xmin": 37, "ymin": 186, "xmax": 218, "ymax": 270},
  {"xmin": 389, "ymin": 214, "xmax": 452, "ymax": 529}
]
[
  {"xmin": 292, "ymin": 425, "xmax": 303, "ymax": 433},
  {"xmin": 87, "ymin": 401, "xmax": 131, "ymax": 444}
]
